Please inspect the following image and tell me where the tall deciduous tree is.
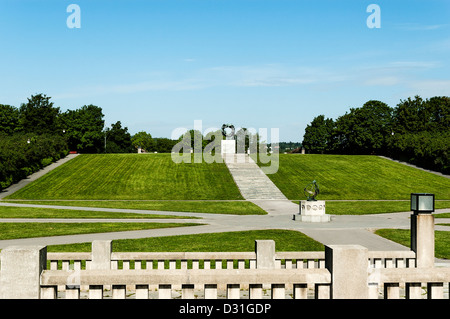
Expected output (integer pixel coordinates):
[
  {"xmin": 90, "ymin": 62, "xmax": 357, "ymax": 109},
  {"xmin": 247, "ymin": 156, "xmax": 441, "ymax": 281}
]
[
  {"xmin": 105, "ymin": 121, "xmax": 133, "ymax": 153},
  {"xmin": 332, "ymin": 100, "xmax": 393, "ymax": 154},
  {"xmin": 302, "ymin": 115, "xmax": 334, "ymax": 154},
  {"xmin": 392, "ymin": 95, "xmax": 424, "ymax": 134},
  {"xmin": 19, "ymin": 94, "xmax": 61, "ymax": 135},
  {"xmin": 420, "ymin": 96, "xmax": 449, "ymax": 132},
  {"xmin": 0, "ymin": 104, "xmax": 20, "ymax": 134},
  {"xmin": 131, "ymin": 131, "xmax": 155, "ymax": 152},
  {"xmin": 60, "ymin": 105, "xmax": 105, "ymax": 153}
]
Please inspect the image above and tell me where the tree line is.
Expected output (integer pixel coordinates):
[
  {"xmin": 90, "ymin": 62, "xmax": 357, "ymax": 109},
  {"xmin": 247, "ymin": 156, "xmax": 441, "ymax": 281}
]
[
  {"xmin": 302, "ymin": 96, "xmax": 449, "ymax": 174},
  {"xmin": 0, "ymin": 93, "xmax": 183, "ymax": 154}
]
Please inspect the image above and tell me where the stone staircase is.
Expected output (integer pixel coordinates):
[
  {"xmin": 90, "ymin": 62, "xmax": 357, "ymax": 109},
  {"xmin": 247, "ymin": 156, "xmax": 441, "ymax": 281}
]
[{"xmin": 223, "ymin": 154, "xmax": 288, "ymax": 200}]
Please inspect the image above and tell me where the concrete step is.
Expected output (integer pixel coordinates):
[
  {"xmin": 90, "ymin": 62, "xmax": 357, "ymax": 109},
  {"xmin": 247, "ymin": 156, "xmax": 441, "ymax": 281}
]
[{"xmin": 224, "ymin": 154, "xmax": 288, "ymax": 200}]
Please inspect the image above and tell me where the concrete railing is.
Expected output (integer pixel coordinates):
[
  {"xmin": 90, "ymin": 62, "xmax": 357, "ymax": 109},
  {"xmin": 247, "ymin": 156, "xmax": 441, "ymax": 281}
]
[
  {"xmin": 1, "ymin": 212, "xmax": 449, "ymax": 299},
  {"xmin": 46, "ymin": 251, "xmax": 417, "ymax": 271},
  {"xmin": 45, "ymin": 250, "xmax": 416, "ymax": 271},
  {"xmin": 1, "ymin": 240, "xmax": 449, "ymax": 299},
  {"xmin": 368, "ymin": 251, "xmax": 417, "ymax": 268},
  {"xmin": 46, "ymin": 251, "xmax": 326, "ymax": 270}
]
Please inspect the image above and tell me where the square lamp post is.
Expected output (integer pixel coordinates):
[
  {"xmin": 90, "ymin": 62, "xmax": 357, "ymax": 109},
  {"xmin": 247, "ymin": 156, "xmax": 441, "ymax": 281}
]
[
  {"xmin": 410, "ymin": 193, "xmax": 435, "ymax": 268},
  {"xmin": 410, "ymin": 193, "xmax": 435, "ymax": 214}
]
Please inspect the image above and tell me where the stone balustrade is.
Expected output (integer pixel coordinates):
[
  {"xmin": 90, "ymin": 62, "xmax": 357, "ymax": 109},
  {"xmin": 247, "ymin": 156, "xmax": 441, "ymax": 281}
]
[
  {"xmin": 368, "ymin": 251, "xmax": 417, "ymax": 268},
  {"xmin": 1, "ymin": 212, "xmax": 449, "ymax": 299},
  {"xmin": 1, "ymin": 239, "xmax": 449, "ymax": 299},
  {"xmin": 45, "ymin": 251, "xmax": 326, "ymax": 271},
  {"xmin": 45, "ymin": 248, "xmax": 415, "ymax": 272},
  {"xmin": 40, "ymin": 268, "xmax": 332, "ymax": 299}
]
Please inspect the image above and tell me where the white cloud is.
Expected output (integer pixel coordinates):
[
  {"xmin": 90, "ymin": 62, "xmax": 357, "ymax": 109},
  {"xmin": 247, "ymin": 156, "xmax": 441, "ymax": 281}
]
[
  {"xmin": 388, "ymin": 61, "xmax": 440, "ymax": 69},
  {"xmin": 355, "ymin": 60, "xmax": 442, "ymax": 88},
  {"xmin": 52, "ymin": 60, "xmax": 447, "ymax": 100},
  {"xmin": 364, "ymin": 76, "xmax": 401, "ymax": 86},
  {"xmin": 204, "ymin": 64, "xmax": 346, "ymax": 88},
  {"xmin": 395, "ymin": 23, "xmax": 447, "ymax": 31},
  {"xmin": 55, "ymin": 64, "xmax": 322, "ymax": 98}
]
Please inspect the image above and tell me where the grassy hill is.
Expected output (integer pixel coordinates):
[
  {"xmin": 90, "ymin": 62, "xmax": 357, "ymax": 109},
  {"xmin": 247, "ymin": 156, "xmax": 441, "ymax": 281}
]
[
  {"xmin": 6, "ymin": 154, "xmax": 244, "ymax": 200},
  {"xmin": 7, "ymin": 153, "xmax": 449, "ymax": 203},
  {"xmin": 257, "ymin": 154, "xmax": 450, "ymax": 200}
]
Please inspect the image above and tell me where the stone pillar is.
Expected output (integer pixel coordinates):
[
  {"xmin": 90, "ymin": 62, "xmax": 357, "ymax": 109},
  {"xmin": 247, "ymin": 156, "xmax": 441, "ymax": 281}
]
[
  {"xmin": 227, "ymin": 284, "xmax": 240, "ymax": 299},
  {"xmin": 0, "ymin": 245, "xmax": 47, "ymax": 299},
  {"xmin": 411, "ymin": 214, "xmax": 434, "ymax": 268},
  {"xmin": 249, "ymin": 284, "xmax": 263, "ymax": 299},
  {"xmin": 406, "ymin": 283, "xmax": 422, "ymax": 299},
  {"xmin": 204, "ymin": 284, "xmax": 218, "ymax": 299},
  {"xmin": 325, "ymin": 245, "xmax": 368, "ymax": 299},
  {"xmin": 90, "ymin": 240, "xmax": 112, "ymax": 270},
  {"xmin": 136, "ymin": 285, "xmax": 149, "ymax": 299},
  {"xmin": 271, "ymin": 284, "xmax": 285, "ymax": 299},
  {"xmin": 255, "ymin": 240, "xmax": 275, "ymax": 269},
  {"xmin": 427, "ymin": 283, "xmax": 444, "ymax": 299},
  {"xmin": 221, "ymin": 140, "xmax": 236, "ymax": 154},
  {"xmin": 293, "ymin": 284, "xmax": 308, "ymax": 299}
]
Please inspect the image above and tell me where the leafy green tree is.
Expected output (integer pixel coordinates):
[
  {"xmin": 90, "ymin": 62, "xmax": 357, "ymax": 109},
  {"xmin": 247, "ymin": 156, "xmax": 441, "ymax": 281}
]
[
  {"xmin": 422, "ymin": 96, "xmax": 450, "ymax": 132},
  {"xmin": 301, "ymin": 95, "xmax": 448, "ymax": 173},
  {"xmin": 60, "ymin": 105, "xmax": 105, "ymax": 153},
  {"xmin": 302, "ymin": 115, "xmax": 334, "ymax": 153},
  {"xmin": 204, "ymin": 129, "xmax": 223, "ymax": 155},
  {"xmin": 176, "ymin": 129, "xmax": 205, "ymax": 153},
  {"xmin": 235, "ymin": 127, "xmax": 260, "ymax": 154},
  {"xmin": 332, "ymin": 101, "xmax": 393, "ymax": 154},
  {"xmin": 153, "ymin": 138, "xmax": 178, "ymax": 153},
  {"xmin": 131, "ymin": 131, "xmax": 155, "ymax": 152},
  {"xmin": 0, "ymin": 104, "xmax": 20, "ymax": 134},
  {"xmin": 18, "ymin": 94, "xmax": 61, "ymax": 135},
  {"xmin": 105, "ymin": 121, "xmax": 133, "ymax": 153},
  {"xmin": 392, "ymin": 95, "xmax": 424, "ymax": 134}
]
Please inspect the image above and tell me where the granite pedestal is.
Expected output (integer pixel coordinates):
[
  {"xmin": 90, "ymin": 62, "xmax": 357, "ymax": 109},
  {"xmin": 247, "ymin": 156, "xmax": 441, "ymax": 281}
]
[{"xmin": 293, "ymin": 200, "xmax": 330, "ymax": 222}]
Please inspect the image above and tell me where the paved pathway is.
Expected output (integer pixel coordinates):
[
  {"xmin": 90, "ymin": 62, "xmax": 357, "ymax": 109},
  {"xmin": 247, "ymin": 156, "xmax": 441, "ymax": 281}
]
[{"xmin": 1, "ymin": 201, "xmax": 449, "ymax": 254}]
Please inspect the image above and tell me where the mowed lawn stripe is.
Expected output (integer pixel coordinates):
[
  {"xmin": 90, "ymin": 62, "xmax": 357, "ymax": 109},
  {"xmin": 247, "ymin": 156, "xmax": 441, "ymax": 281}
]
[
  {"xmin": 0, "ymin": 222, "xmax": 200, "ymax": 240},
  {"xmin": 7, "ymin": 154, "xmax": 244, "ymax": 200},
  {"xmin": 257, "ymin": 154, "xmax": 450, "ymax": 200}
]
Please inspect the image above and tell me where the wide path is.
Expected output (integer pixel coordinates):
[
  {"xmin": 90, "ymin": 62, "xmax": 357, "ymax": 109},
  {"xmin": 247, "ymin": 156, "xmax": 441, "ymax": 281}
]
[{"xmin": 1, "ymin": 201, "xmax": 449, "ymax": 255}]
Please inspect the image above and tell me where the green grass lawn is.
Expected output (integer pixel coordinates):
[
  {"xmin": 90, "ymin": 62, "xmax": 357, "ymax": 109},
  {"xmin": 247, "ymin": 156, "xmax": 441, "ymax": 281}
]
[
  {"xmin": 0, "ymin": 222, "xmax": 200, "ymax": 240},
  {"xmin": 2, "ymin": 200, "xmax": 267, "ymax": 215},
  {"xmin": 0, "ymin": 205, "xmax": 199, "ymax": 219},
  {"xmin": 6, "ymin": 154, "xmax": 243, "ymax": 200},
  {"xmin": 47, "ymin": 229, "xmax": 324, "ymax": 252},
  {"xmin": 258, "ymin": 154, "xmax": 450, "ymax": 200},
  {"xmin": 375, "ymin": 229, "xmax": 450, "ymax": 259}
]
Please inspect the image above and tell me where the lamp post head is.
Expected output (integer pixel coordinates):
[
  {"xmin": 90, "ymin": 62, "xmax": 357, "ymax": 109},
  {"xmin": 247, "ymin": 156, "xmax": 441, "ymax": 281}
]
[{"xmin": 411, "ymin": 193, "xmax": 435, "ymax": 215}]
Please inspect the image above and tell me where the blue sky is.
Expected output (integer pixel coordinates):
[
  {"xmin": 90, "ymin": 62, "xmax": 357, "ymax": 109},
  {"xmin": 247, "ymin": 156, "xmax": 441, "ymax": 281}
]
[{"xmin": 0, "ymin": 0, "xmax": 449, "ymax": 142}]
